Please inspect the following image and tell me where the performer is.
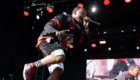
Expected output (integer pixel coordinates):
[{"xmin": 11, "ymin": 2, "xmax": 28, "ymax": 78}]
[
  {"xmin": 23, "ymin": 7, "xmax": 90, "ymax": 80},
  {"xmin": 114, "ymin": 64, "xmax": 139, "ymax": 80}
]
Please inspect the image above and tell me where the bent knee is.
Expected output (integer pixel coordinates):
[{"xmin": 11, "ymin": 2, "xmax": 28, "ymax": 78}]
[
  {"xmin": 54, "ymin": 67, "xmax": 63, "ymax": 73},
  {"xmin": 52, "ymin": 67, "xmax": 63, "ymax": 78},
  {"xmin": 56, "ymin": 55, "xmax": 65, "ymax": 63}
]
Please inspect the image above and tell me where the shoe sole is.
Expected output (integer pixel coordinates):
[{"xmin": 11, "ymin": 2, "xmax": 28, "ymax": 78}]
[{"xmin": 23, "ymin": 64, "xmax": 27, "ymax": 80}]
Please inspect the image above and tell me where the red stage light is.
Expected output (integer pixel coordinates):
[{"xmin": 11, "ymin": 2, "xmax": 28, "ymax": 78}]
[
  {"xmin": 99, "ymin": 41, "xmax": 106, "ymax": 44},
  {"xmin": 77, "ymin": 3, "xmax": 83, "ymax": 7},
  {"xmin": 91, "ymin": 43, "xmax": 96, "ymax": 48},
  {"xmin": 125, "ymin": 0, "xmax": 131, "ymax": 3},
  {"xmin": 69, "ymin": 45, "xmax": 74, "ymax": 49},
  {"xmin": 119, "ymin": 58, "xmax": 127, "ymax": 62},
  {"xmin": 23, "ymin": 11, "xmax": 29, "ymax": 16},
  {"xmin": 48, "ymin": 8, "xmax": 53, "ymax": 13},
  {"xmin": 104, "ymin": 0, "xmax": 110, "ymax": 5}
]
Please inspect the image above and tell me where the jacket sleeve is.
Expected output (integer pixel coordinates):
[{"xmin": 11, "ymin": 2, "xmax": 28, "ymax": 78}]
[
  {"xmin": 43, "ymin": 13, "xmax": 70, "ymax": 34},
  {"xmin": 43, "ymin": 19, "xmax": 60, "ymax": 34}
]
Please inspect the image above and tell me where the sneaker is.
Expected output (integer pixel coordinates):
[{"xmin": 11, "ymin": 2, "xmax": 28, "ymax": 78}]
[{"xmin": 23, "ymin": 63, "xmax": 37, "ymax": 80}]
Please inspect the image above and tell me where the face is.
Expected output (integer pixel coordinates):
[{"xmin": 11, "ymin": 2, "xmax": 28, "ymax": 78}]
[
  {"xmin": 73, "ymin": 8, "xmax": 87, "ymax": 24},
  {"xmin": 132, "ymin": 66, "xmax": 139, "ymax": 77}
]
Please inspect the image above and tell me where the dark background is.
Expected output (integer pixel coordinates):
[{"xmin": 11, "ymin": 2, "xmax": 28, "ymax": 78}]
[{"xmin": 0, "ymin": 0, "xmax": 140, "ymax": 80}]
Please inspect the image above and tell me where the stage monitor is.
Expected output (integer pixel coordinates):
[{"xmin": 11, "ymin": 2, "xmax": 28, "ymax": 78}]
[{"xmin": 86, "ymin": 58, "xmax": 140, "ymax": 80}]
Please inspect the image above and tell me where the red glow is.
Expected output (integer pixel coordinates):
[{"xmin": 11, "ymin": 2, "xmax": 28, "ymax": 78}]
[
  {"xmin": 91, "ymin": 43, "xmax": 96, "ymax": 48},
  {"xmin": 99, "ymin": 41, "xmax": 106, "ymax": 44},
  {"xmin": 125, "ymin": 0, "xmax": 131, "ymax": 3},
  {"xmin": 23, "ymin": 11, "xmax": 29, "ymax": 16},
  {"xmin": 69, "ymin": 45, "xmax": 74, "ymax": 49},
  {"xmin": 119, "ymin": 58, "xmax": 127, "ymax": 62},
  {"xmin": 48, "ymin": 8, "xmax": 53, "ymax": 13},
  {"xmin": 104, "ymin": 0, "xmax": 110, "ymax": 5},
  {"xmin": 77, "ymin": 3, "xmax": 83, "ymax": 8}
]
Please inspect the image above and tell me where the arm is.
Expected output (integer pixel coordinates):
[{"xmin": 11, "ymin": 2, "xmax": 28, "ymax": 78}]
[
  {"xmin": 83, "ymin": 16, "xmax": 90, "ymax": 35},
  {"xmin": 55, "ymin": 30, "xmax": 73, "ymax": 41},
  {"xmin": 44, "ymin": 14, "xmax": 72, "ymax": 41}
]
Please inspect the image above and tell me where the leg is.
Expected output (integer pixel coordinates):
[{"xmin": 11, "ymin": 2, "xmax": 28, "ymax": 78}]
[
  {"xmin": 47, "ymin": 67, "xmax": 63, "ymax": 80},
  {"xmin": 41, "ymin": 54, "xmax": 65, "ymax": 66},
  {"xmin": 23, "ymin": 55, "xmax": 65, "ymax": 80},
  {"xmin": 45, "ymin": 49, "xmax": 65, "ymax": 80},
  {"xmin": 23, "ymin": 49, "xmax": 65, "ymax": 80},
  {"xmin": 40, "ymin": 42, "xmax": 66, "ymax": 66},
  {"xmin": 23, "ymin": 39, "xmax": 65, "ymax": 80},
  {"xmin": 47, "ymin": 62, "xmax": 64, "ymax": 80}
]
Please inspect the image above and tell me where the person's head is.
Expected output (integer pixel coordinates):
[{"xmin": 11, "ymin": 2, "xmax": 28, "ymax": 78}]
[
  {"xmin": 128, "ymin": 64, "xmax": 139, "ymax": 77},
  {"xmin": 71, "ymin": 7, "xmax": 87, "ymax": 24}
]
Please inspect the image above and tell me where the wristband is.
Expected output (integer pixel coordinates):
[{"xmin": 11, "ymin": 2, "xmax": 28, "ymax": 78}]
[{"xmin": 85, "ymin": 29, "xmax": 89, "ymax": 31}]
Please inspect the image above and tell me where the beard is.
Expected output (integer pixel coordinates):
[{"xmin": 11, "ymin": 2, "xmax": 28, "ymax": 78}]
[
  {"xmin": 79, "ymin": 17, "xmax": 83, "ymax": 24},
  {"xmin": 74, "ymin": 17, "xmax": 83, "ymax": 25},
  {"xmin": 74, "ymin": 19, "xmax": 84, "ymax": 30}
]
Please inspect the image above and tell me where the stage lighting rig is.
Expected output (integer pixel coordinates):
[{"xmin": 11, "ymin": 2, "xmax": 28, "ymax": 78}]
[
  {"xmin": 32, "ymin": 3, "xmax": 54, "ymax": 13},
  {"xmin": 31, "ymin": 3, "xmax": 54, "ymax": 11},
  {"xmin": 46, "ymin": 4, "xmax": 54, "ymax": 13},
  {"xmin": 23, "ymin": 6, "xmax": 30, "ymax": 16},
  {"xmin": 23, "ymin": 2, "xmax": 54, "ymax": 17},
  {"xmin": 31, "ymin": 2, "xmax": 46, "ymax": 7},
  {"xmin": 36, "ymin": 11, "xmax": 43, "ymax": 20}
]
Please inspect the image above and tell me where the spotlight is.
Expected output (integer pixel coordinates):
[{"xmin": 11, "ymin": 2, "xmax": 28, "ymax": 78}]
[
  {"xmin": 121, "ymin": 30, "xmax": 124, "ymax": 32},
  {"xmin": 91, "ymin": 43, "xmax": 96, "ymax": 48},
  {"xmin": 136, "ymin": 46, "xmax": 139, "ymax": 50},
  {"xmin": 23, "ymin": 6, "xmax": 30, "ymax": 16},
  {"xmin": 104, "ymin": 0, "xmax": 110, "ymax": 5},
  {"xmin": 36, "ymin": 11, "xmax": 43, "ymax": 20},
  {"xmin": 125, "ymin": 0, "xmax": 131, "ymax": 3},
  {"xmin": 99, "ymin": 40, "xmax": 106, "ymax": 44},
  {"xmin": 84, "ymin": 48, "xmax": 87, "ymax": 52},
  {"xmin": 46, "ymin": 4, "xmax": 54, "ymax": 13},
  {"xmin": 108, "ymin": 47, "xmax": 111, "ymax": 51},
  {"xmin": 23, "ymin": 11, "xmax": 29, "ymax": 16},
  {"xmin": 36, "ymin": 15, "xmax": 40, "ymax": 20},
  {"xmin": 32, "ymin": 26, "xmax": 34, "ymax": 29},
  {"xmin": 47, "ymin": 7, "xmax": 53, "ymax": 13},
  {"xmin": 77, "ymin": 3, "xmax": 83, "ymax": 7},
  {"xmin": 103, "ymin": 31, "xmax": 107, "ymax": 34},
  {"xmin": 133, "ymin": 29, "xmax": 136, "ymax": 32},
  {"xmin": 91, "ymin": 7, "xmax": 96, "ymax": 12},
  {"xmin": 69, "ymin": 45, "xmax": 74, "ymax": 49}
]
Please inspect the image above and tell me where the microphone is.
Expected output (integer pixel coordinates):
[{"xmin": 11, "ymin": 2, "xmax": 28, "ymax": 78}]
[{"xmin": 85, "ymin": 19, "xmax": 100, "ymax": 25}]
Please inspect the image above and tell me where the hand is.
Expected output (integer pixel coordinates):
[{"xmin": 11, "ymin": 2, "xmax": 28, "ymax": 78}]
[
  {"xmin": 83, "ymin": 16, "xmax": 90, "ymax": 28},
  {"xmin": 56, "ymin": 29, "xmax": 73, "ymax": 41}
]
